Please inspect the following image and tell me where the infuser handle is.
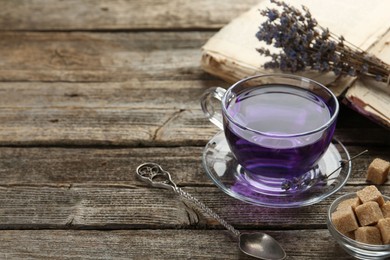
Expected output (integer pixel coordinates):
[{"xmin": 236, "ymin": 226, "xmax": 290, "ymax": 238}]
[
  {"xmin": 136, "ymin": 162, "xmax": 177, "ymax": 191},
  {"xmin": 200, "ymin": 87, "xmax": 226, "ymax": 130},
  {"xmin": 136, "ymin": 162, "xmax": 241, "ymax": 238}
]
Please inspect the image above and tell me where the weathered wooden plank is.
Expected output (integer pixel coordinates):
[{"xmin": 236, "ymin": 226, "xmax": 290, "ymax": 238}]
[
  {"xmin": 0, "ymin": 0, "xmax": 261, "ymax": 31},
  {"xmin": 0, "ymin": 185, "xmax": 388, "ymax": 229},
  {"xmin": 0, "ymin": 229, "xmax": 353, "ymax": 259},
  {"xmin": 0, "ymin": 144, "xmax": 386, "ymax": 230},
  {"xmin": 0, "ymin": 79, "xmax": 220, "ymax": 146},
  {"xmin": 0, "ymin": 32, "xmax": 213, "ymax": 82},
  {"xmin": 0, "ymin": 107, "xmax": 217, "ymax": 146},
  {"xmin": 0, "ymin": 106, "xmax": 387, "ymax": 146},
  {"xmin": 0, "ymin": 186, "xmax": 201, "ymax": 229},
  {"xmin": 0, "ymin": 80, "xmax": 224, "ymax": 109},
  {"xmin": 0, "ymin": 146, "xmax": 207, "ymax": 185},
  {"xmin": 0, "ymin": 146, "xmax": 388, "ymax": 186},
  {"xmin": 0, "ymin": 80, "xmax": 388, "ymax": 146}
]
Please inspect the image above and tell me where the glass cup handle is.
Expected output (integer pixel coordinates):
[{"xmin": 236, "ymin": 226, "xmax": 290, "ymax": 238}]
[{"xmin": 200, "ymin": 87, "xmax": 226, "ymax": 130}]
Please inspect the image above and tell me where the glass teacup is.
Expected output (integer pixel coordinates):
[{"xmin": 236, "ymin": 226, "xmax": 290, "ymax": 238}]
[{"xmin": 201, "ymin": 74, "xmax": 339, "ymax": 194}]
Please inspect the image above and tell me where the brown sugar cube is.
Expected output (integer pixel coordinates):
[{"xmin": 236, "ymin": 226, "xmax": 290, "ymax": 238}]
[
  {"xmin": 356, "ymin": 185, "xmax": 385, "ymax": 206},
  {"xmin": 354, "ymin": 226, "xmax": 383, "ymax": 245},
  {"xmin": 336, "ymin": 197, "xmax": 361, "ymax": 211},
  {"xmin": 355, "ymin": 201, "xmax": 384, "ymax": 226},
  {"xmin": 377, "ymin": 218, "xmax": 390, "ymax": 244},
  {"xmin": 366, "ymin": 158, "xmax": 390, "ymax": 185},
  {"xmin": 331, "ymin": 206, "xmax": 359, "ymax": 234},
  {"xmin": 344, "ymin": 231, "xmax": 355, "ymax": 240},
  {"xmin": 381, "ymin": 201, "xmax": 390, "ymax": 218}
]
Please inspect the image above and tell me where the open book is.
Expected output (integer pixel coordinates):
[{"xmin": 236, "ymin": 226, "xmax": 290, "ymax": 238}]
[{"xmin": 201, "ymin": 0, "xmax": 390, "ymax": 129}]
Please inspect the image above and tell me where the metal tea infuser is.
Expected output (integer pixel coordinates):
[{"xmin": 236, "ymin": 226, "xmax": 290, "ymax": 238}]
[{"xmin": 136, "ymin": 162, "xmax": 286, "ymax": 260}]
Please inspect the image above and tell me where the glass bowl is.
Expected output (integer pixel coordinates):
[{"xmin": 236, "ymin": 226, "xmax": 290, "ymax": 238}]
[{"xmin": 327, "ymin": 192, "xmax": 390, "ymax": 259}]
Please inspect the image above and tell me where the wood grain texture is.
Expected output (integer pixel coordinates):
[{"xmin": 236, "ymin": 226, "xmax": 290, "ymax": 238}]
[
  {"xmin": 0, "ymin": 107, "xmax": 217, "ymax": 146},
  {"xmin": 0, "ymin": 145, "xmax": 387, "ymax": 230},
  {"xmin": 0, "ymin": 1, "xmax": 388, "ymax": 258},
  {"xmin": 0, "ymin": 105, "xmax": 387, "ymax": 146},
  {"xmin": 0, "ymin": 0, "xmax": 261, "ymax": 31},
  {"xmin": 0, "ymin": 75, "xmax": 220, "ymax": 145},
  {"xmin": 0, "ymin": 146, "xmax": 388, "ymax": 186},
  {"xmin": 0, "ymin": 32, "xmax": 387, "ymax": 145},
  {"xmin": 0, "ymin": 229, "xmax": 352, "ymax": 260},
  {"xmin": 0, "ymin": 32, "xmax": 213, "ymax": 82},
  {"xmin": 0, "ymin": 183, "xmax": 388, "ymax": 229},
  {"xmin": 0, "ymin": 80, "xmax": 388, "ymax": 146}
]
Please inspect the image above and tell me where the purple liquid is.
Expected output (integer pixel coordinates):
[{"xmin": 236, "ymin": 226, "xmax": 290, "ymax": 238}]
[{"xmin": 224, "ymin": 85, "xmax": 336, "ymax": 179}]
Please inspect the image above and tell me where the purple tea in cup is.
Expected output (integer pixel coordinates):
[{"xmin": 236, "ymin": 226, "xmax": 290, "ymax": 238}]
[
  {"xmin": 224, "ymin": 84, "xmax": 336, "ymax": 179},
  {"xmin": 201, "ymin": 74, "xmax": 339, "ymax": 194}
]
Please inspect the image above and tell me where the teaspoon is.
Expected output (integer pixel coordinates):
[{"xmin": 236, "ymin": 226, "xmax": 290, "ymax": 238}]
[{"xmin": 136, "ymin": 162, "xmax": 286, "ymax": 260}]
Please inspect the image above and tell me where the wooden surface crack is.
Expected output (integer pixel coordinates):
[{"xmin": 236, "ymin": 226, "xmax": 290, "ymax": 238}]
[
  {"xmin": 181, "ymin": 200, "xmax": 200, "ymax": 226},
  {"xmin": 152, "ymin": 109, "xmax": 185, "ymax": 141}
]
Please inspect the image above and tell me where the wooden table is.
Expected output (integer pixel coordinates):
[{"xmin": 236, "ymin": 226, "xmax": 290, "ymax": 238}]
[{"xmin": 0, "ymin": 1, "xmax": 389, "ymax": 259}]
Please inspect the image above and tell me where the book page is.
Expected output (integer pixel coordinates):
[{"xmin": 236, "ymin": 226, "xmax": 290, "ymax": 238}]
[
  {"xmin": 344, "ymin": 30, "xmax": 390, "ymax": 128},
  {"xmin": 345, "ymin": 78, "xmax": 390, "ymax": 128}
]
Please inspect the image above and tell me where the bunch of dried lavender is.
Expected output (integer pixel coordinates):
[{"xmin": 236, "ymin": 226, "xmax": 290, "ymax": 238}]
[{"xmin": 256, "ymin": 0, "xmax": 390, "ymax": 84}]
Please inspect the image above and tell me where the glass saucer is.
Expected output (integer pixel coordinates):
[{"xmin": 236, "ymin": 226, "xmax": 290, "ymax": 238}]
[{"xmin": 202, "ymin": 131, "xmax": 351, "ymax": 208}]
